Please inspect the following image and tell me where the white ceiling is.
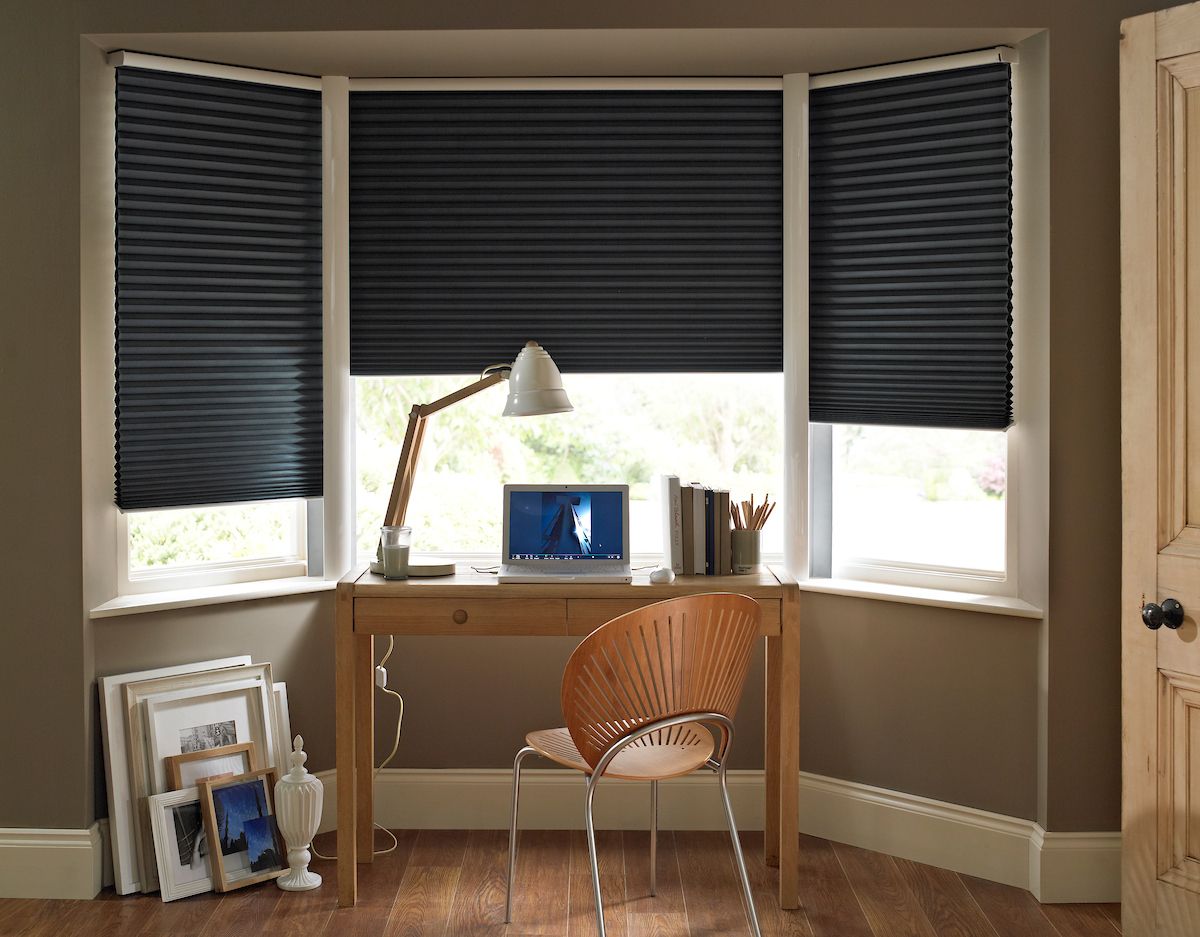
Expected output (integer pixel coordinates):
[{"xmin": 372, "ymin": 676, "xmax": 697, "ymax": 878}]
[{"xmin": 86, "ymin": 27, "xmax": 1040, "ymax": 79}]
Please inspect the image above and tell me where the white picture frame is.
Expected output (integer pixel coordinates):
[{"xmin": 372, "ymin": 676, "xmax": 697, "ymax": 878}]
[
  {"xmin": 148, "ymin": 786, "xmax": 214, "ymax": 902},
  {"xmin": 124, "ymin": 663, "xmax": 277, "ymax": 893},
  {"xmin": 98, "ymin": 656, "xmax": 251, "ymax": 895},
  {"xmin": 272, "ymin": 682, "xmax": 292, "ymax": 775},
  {"xmin": 143, "ymin": 678, "xmax": 274, "ymax": 794}
]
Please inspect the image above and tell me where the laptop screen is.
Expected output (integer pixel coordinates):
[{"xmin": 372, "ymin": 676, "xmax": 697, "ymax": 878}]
[{"xmin": 507, "ymin": 488, "xmax": 625, "ymax": 561}]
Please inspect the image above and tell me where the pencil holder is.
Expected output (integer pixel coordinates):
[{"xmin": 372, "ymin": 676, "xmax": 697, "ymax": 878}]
[{"xmin": 731, "ymin": 529, "xmax": 762, "ymax": 574}]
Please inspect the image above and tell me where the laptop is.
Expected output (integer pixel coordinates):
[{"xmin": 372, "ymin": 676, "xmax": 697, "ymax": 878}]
[{"xmin": 498, "ymin": 484, "xmax": 632, "ymax": 583}]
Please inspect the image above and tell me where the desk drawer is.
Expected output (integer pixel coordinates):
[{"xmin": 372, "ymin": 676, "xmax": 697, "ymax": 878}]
[
  {"xmin": 566, "ymin": 598, "xmax": 780, "ymax": 636},
  {"xmin": 354, "ymin": 597, "xmax": 567, "ymax": 635}
]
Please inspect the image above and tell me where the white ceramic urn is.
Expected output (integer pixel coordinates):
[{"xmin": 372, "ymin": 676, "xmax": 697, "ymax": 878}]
[{"xmin": 274, "ymin": 734, "xmax": 324, "ymax": 891}]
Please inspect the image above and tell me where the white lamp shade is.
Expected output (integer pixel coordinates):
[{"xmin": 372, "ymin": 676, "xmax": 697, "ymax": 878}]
[{"xmin": 503, "ymin": 341, "xmax": 573, "ymax": 416}]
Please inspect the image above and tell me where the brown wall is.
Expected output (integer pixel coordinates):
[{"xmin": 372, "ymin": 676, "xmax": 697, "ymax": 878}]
[{"xmin": 0, "ymin": 0, "xmax": 1151, "ymax": 833}]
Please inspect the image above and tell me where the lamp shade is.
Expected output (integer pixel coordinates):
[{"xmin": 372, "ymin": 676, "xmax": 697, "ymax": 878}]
[{"xmin": 502, "ymin": 341, "xmax": 573, "ymax": 417}]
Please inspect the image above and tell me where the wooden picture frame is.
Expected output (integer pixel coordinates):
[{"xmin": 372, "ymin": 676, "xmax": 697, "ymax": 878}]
[
  {"xmin": 197, "ymin": 768, "xmax": 285, "ymax": 891},
  {"xmin": 166, "ymin": 741, "xmax": 258, "ymax": 791}
]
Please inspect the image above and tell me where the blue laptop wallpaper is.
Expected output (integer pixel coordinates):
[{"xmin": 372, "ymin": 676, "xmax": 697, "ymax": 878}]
[{"xmin": 508, "ymin": 490, "xmax": 623, "ymax": 560}]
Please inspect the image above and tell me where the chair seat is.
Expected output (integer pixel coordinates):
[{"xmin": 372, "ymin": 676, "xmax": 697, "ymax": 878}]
[{"xmin": 526, "ymin": 724, "xmax": 715, "ymax": 781}]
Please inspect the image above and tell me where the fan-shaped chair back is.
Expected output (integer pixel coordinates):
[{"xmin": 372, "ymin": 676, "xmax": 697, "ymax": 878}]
[{"xmin": 561, "ymin": 593, "xmax": 762, "ymax": 772}]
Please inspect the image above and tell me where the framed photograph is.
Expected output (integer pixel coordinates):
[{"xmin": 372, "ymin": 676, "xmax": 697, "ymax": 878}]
[
  {"xmin": 99, "ymin": 656, "xmax": 252, "ymax": 895},
  {"xmin": 166, "ymin": 741, "xmax": 258, "ymax": 791},
  {"xmin": 147, "ymin": 787, "xmax": 214, "ymax": 902},
  {"xmin": 123, "ymin": 662, "xmax": 276, "ymax": 893},
  {"xmin": 198, "ymin": 769, "xmax": 286, "ymax": 891},
  {"xmin": 143, "ymin": 678, "xmax": 275, "ymax": 794}
]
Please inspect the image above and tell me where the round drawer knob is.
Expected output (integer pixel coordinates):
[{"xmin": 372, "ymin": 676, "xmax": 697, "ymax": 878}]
[{"xmin": 452, "ymin": 609, "xmax": 469, "ymax": 624}]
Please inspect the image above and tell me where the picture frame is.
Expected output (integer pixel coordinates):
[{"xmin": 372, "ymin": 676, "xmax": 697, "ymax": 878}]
[
  {"xmin": 166, "ymin": 741, "xmax": 258, "ymax": 791},
  {"xmin": 197, "ymin": 768, "xmax": 286, "ymax": 891},
  {"xmin": 123, "ymin": 663, "xmax": 277, "ymax": 893},
  {"xmin": 98, "ymin": 656, "xmax": 252, "ymax": 895},
  {"xmin": 147, "ymin": 786, "xmax": 215, "ymax": 902},
  {"xmin": 143, "ymin": 678, "xmax": 274, "ymax": 794},
  {"xmin": 272, "ymin": 682, "xmax": 292, "ymax": 775}
]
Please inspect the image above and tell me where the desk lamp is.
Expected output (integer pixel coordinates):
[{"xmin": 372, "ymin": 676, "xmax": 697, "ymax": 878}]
[{"xmin": 373, "ymin": 341, "xmax": 573, "ymax": 576}]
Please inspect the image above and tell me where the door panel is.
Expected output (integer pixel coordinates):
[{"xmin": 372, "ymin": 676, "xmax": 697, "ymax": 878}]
[{"xmin": 1124, "ymin": 7, "xmax": 1200, "ymax": 935}]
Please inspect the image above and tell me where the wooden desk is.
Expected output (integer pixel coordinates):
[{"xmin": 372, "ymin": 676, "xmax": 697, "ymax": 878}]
[{"xmin": 334, "ymin": 564, "xmax": 800, "ymax": 910}]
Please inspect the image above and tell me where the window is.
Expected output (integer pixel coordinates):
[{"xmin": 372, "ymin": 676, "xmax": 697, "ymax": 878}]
[
  {"xmin": 826, "ymin": 424, "xmax": 1007, "ymax": 583},
  {"xmin": 347, "ymin": 85, "xmax": 786, "ymax": 566},
  {"xmin": 354, "ymin": 373, "xmax": 785, "ymax": 560},
  {"xmin": 805, "ymin": 56, "xmax": 1017, "ymax": 594},
  {"xmin": 110, "ymin": 63, "xmax": 323, "ymax": 594},
  {"xmin": 119, "ymin": 501, "xmax": 308, "ymax": 593}
]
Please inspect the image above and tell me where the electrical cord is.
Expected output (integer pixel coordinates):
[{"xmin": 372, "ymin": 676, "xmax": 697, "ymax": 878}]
[{"xmin": 311, "ymin": 635, "xmax": 405, "ymax": 860}]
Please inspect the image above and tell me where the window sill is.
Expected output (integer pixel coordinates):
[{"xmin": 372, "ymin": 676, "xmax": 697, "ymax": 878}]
[
  {"xmin": 796, "ymin": 577, "xmax": 1043, "ymax": 619},
  {"xmin": 89, "ymin": 576, "xmax": 337, "ymax": 620}
]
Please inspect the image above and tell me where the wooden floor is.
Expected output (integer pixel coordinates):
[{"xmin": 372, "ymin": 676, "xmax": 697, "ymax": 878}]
[{"xmin": 0, "ymin": 830, "xmax": 1122, "ymax": 937}]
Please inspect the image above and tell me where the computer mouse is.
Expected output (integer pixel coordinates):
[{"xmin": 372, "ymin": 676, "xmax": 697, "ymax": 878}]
[{"xmin": 649, "ymin": 567, "xmax": 676, "ymax": 584}]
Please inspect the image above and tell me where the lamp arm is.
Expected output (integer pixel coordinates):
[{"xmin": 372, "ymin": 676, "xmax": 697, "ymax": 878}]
[
  {"xmin": 382, "ymin": 370, "xmax": 508, "ymax": 531},
  {"xmin": 415, "ymin": 370, "xmax": 507, "ymax": 418}
]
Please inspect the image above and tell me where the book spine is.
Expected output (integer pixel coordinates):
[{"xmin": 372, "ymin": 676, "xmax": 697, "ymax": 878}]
[
  {"xmin": 680, "ymin": 485, "xmax": 694, "ymax": 575},
  {"xmin": 691, "ymin": 484, "xmax": 706, "ymax": 575},
  {"xmin": 662, "ymin": 475, "xmax": 681, "ymax": 571},
  {"xmin": 718, "ymin": 490, "xmax": 732, "ymax": 575},
  {"xmin": 667, "ymin": 476, "xmax": 683, "ymax": 573},
  {"xmin": 704, "ymin": 488, "xmax": 715, "ymax": 575}
]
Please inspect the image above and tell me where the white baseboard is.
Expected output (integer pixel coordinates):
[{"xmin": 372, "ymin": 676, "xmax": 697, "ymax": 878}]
[
  {"xmin": 0, "ymin": 823, "xmax": 104, "ymax": 899},
  {"xmin": 314, "ymin": 767, "xmax": 1120, "ymax": 904},
  {"xmin": 1030, "ymin": 829, "xmax": 1123, "ymax": 903},
  {"xmin": 0, "ymin": 770, "xmax": 1119, "ymax": 902}
]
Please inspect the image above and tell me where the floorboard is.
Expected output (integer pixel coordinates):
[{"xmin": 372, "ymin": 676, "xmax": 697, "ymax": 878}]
[
  {"xmin": 958, "ymin": 875, "xmax": 1060, "ymax": 937},
  {"xmin": 5, "ymin": 831, "xmax": 1123, "ymax": 937},
  {"xmin": 1039, "ymin": 903, "xmax": 1127, "ymax": 937},
  {"xmin": 794, "ymin": 834, "xmax": 873, "ymax": 937},
  {"xmin": 891, "ymin": 859, "xmax": 997, "ymax": 937},
  {"xmin": 675, "ymin": 831, "xmax": 749, "ymax": 937},
  {"xmin": 832, "ymin": 843, "xmax": 938, "ymax": 937}
]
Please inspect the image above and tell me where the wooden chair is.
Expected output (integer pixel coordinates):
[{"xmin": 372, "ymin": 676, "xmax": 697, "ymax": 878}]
[{"xmin": 504, "ymin": 593, "xmax": 764, "ymax": 937}]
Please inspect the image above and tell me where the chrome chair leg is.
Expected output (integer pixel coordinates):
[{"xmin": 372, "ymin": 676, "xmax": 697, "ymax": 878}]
[
  {"xmin": 505, "ymin": 746, "xmax": 535, "ymax": 924},
  {"xmin": 649, "ymin": 779, "xmax": 658, "ymax": 897},
  {"xmin": 584, "ymin": 773, "xmax": 607, "ymax": 937},
  {"xmin": 717, "ymin": 759, "xmax": 763, "ymax": 937}
]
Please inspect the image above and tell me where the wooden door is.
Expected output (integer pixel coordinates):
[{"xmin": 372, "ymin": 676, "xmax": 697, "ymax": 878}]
[{"xmin": 1123, "ymin": 5, "xmax": 1200, "ymax": 935}]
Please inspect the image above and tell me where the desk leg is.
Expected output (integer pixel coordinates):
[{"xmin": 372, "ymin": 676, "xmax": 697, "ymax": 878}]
[
  {"xmin": 764, "ymin": 636, "xmax": 781, "ymax": 868},
  {"xmin": 778, "ymin": 585, "xmax": 801, "ymax": 910},
  {"xmin": 355, "ymin": 633, "xmax": 375, "ymax": 863},
  {"xmin": 335, "ymin": 583, "xmax": 358, "ymax": 907}
]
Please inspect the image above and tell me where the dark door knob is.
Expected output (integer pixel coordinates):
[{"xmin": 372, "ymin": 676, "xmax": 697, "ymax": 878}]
[{"xmin": 1142, "ymin": 598, "xmax": 1185, "ymax": 630}]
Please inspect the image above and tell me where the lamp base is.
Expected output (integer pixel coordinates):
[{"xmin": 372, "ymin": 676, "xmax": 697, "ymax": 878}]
[{"xmin": 369, "ymin": 559, "xmax": 456, "ymax": 578}]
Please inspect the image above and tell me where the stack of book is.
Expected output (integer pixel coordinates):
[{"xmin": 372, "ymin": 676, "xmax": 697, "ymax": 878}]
[{"xmin": 659, "ymin": 475, "xmax": 733, "ymax": 576}]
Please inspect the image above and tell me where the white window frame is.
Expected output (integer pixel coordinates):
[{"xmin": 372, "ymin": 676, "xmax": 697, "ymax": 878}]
[
  {"xmin": 336, "ymin": 77, "xmax": 788, "ymax": 569},
  {"xmin": 82, "ymin": 50, "xmax": 331, "ymax": 609},
  {"xmin": 812, "ymin": 422, "xmax": 1017, "ymax": 596},
  {"xmin": 116, "ymin": 499, "xmax": 311, "ymax": 594},
  {"xmin": 785, "ymin": 45, "xmax": 1048, "ymax": 611}
]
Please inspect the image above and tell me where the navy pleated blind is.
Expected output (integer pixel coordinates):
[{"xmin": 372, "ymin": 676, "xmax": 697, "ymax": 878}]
[
  {"xmin": 809, "ymin": 63, "xmax": 1013, "ymax": 430},
  {"xmin": 115, "ymin": 67, "xmax": 323, "ymax": 510},
  {"xmin": 348, "ymin": 90, "xmax": 783, "ymax": 374}
]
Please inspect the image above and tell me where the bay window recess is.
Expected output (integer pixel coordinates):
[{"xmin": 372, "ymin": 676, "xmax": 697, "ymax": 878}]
[
  {"xmin": 803, "ymin": 53, "xmax": 1020, "ymax": 596},
  {"xmin": 112, "ymin": 62, "xmax": 323, "ymax": 590}
]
